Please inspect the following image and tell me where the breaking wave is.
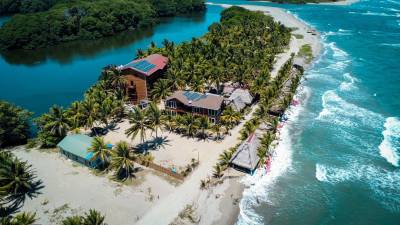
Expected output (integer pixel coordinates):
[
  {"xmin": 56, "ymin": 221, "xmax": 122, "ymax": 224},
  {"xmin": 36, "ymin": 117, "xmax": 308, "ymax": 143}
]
[
  {"xmin": 379, "ymin": 117, "xmax": 400, "ymax": 167},
  {"xmin": 339, "ymin": 73, "xmax": 358, "ymax": 91},
  {"xmin": 317, "ymin": 90, "xmax": 384, "ymax": 128},
  {"xmin": 315, "ymin": 162, "xmax": 400, "ymax": 212},
  {"xmin": 237, "ymin": 87, "xmax": 311, "ymax": 225}
]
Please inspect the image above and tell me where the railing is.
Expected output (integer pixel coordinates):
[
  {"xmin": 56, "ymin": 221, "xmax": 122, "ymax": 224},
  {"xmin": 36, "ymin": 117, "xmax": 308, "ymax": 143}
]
[{"xmin": 135, "ymin": 159, "xmax": 184, "ymax": 181}]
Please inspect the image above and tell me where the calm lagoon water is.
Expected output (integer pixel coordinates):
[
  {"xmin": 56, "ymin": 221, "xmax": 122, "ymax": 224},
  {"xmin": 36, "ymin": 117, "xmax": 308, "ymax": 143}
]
[
  {"xmin": 0, "ymin": 6, "xmax": 222, "ymax": 115},
  {"xmin": 1, "ymin": 1, "xmax": 399, "ymax": 224}
]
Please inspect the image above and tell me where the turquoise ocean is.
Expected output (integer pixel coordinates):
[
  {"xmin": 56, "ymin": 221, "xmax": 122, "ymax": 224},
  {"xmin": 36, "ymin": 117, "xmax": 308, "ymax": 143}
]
[{"xmin": 0, "ymin": 0, "xmax": 399, "ymax": 224}]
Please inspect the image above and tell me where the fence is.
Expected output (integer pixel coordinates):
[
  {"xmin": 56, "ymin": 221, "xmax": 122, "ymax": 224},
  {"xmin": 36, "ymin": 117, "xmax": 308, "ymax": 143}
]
[{"xmin": 136, "ymin": 159, "xmax": 185, "ymax": 181}]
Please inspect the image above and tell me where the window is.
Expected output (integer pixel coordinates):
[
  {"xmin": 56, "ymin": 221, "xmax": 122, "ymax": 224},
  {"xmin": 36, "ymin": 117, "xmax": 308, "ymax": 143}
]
[
  {"xmin": 130, "ymin": 81, "xmax": 134, "ymax": 86},
  {"xmin": 210, "ymin": 118, "xmax": 216, "ymax": 124},
  {"xmin": 208, "ymin": 109, "xmax": 217, "ymax": 116},
  {"xmin": 193, "ymin": 107, "xmax": 202, "ymax": 114},
  {"xmin": 167, "ymin": 101, "xmax": 177, "ymax": 109}
]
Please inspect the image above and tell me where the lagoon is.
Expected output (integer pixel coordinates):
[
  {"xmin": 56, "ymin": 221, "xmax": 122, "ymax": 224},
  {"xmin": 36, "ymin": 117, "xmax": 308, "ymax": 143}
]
[{"xmin": 0, "ymin": 6, "xmax": 222, "ymax": 115}]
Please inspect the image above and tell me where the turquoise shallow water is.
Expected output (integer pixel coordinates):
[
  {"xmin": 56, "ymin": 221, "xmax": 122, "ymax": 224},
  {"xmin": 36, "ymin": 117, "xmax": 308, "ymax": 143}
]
[
  {"xmin": 213, "ymin": 0, "xmax": 400, "ymax": 224},
  {"xmin": 0, "ymin": 1, "xmax": 399, "ymax": 224}
]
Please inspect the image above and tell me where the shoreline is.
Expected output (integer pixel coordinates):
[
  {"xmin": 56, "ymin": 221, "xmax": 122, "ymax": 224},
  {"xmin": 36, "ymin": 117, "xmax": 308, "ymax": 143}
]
[
  {"xmin": 202, "ymin": 3, "xmax": 323, "ymax": 225},
  {"xmin": 248, "ymin": 0, "xmax": 360, "ymax": 6}
]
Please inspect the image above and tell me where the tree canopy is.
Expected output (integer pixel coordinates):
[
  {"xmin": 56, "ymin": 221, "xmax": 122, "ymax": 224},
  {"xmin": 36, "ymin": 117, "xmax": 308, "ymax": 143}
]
[
  {"xmin": 0, "ymin": 101, "xmax": 33, "ymax": 147},
  {"xmin": 0, "ymin": 0, "xmax": 205, "ymax": 50}
]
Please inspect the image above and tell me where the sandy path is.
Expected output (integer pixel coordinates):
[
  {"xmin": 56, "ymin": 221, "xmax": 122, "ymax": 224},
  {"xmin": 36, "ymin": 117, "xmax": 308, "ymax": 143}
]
[
  {"xmin": 136, "ymin": 106, "xmax": 258, "ymax": 225},
  {"xmin": 13, "ymin": 148, "xmax": 178, "ymax": 225}
]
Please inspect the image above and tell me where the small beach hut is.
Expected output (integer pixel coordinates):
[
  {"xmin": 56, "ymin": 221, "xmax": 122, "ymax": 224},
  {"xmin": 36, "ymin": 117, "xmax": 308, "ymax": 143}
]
[
  {"xmin": 57, "ymin": 134, "xmax": 100, "ymax": 168},
  {"xmin": 230, "ymin": 133, "xmax": 260, "ymax": 174}
]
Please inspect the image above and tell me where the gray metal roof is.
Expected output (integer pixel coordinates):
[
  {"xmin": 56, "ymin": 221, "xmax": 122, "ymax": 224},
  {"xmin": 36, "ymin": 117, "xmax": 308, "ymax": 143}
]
[{"xmin": 230, "ymin": 133, "xmax": 260, "ymax": 171}]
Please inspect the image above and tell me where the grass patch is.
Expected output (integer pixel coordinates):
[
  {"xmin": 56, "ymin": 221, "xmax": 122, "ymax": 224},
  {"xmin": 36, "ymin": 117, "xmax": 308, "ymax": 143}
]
[
  {"xmin": 293, "ymin": 34, "xmax": 304, "ymax": 39},
  {"xmin": 298, "ymin": 44, "xmax": 313, "ymax": 63}
]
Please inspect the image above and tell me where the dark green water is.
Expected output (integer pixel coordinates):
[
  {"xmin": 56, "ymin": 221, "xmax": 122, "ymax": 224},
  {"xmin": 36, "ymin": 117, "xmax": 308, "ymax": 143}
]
[{"xmin": 0, "ymin": 6, "xmax": 222, "ymax": 115}]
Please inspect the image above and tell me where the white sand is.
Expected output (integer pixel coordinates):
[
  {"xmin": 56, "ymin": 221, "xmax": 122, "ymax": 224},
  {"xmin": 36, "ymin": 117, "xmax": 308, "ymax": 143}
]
[
  {"xmin": 135, "ymin": 106, "xmax": 258, "ymax": 225},
  {"xmin": 13, "ymin": 147, "xmax": 178, "ymax": 225}
]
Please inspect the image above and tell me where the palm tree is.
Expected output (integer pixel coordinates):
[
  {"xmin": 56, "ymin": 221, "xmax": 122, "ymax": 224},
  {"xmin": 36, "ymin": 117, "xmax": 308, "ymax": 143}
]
[
  {"xmin": 67, "ymin": 101, "xmax": 83, "ymax": 129},
  {"xmin": 211, "ymin": 123, "xmax": 225, "ymax": 141},
  {"xmin": 161, "ymin": 114, "xmax": 176, "ymax": 132},
  {"xmin": 220, "ymin": 107, "xmax": 241, "ymax": 129},
  {"xmin": 218, "ymin": 150, "xmax": 233, "ymax": 167},
  {"xmin": 81, "ymin": 98, "xmax": 99, "ymax": 135},
  {"xmin": 212, "ymin": 164, "xmax": 223, "ymax": 178},
  {"xmin": 151, "ymin": 79, "xmax": 171, "ymax": 102},
  {"xmin": 0, "ymin": 154, "xmax": 41, "ymax": 208},
  {"xmin": 87, "ymin": 137, "xmax": 111, "ymax": 168},
  {"xmin": 62, "ymin": 216, "xmax": 83, "ymax": 225},
  {"xmin": 125, "ymin": 107, "xmax": 153, "ymax": 145},
  {"xmin": 0, "ymin": 212, "xmax": 37, "ymax": 225},
  {"xmin": 146, "ymin": 103, "xmax": 162, "ymax": 138},
  {"xmin": 11, "ymin": 212, "xmax": 37, "ymax": 225},
  {"xmin": 111, "ymin": 141, "xmax": 136, "ymax": 180},
  {"xmin": 82, "ymin": 209, "xmax": 105, "ymax": 225},
  {"xmin": 198, "ymin": 116, "xmax": 209, "ymax": 140},
  {"xmin": 45, "ymin": 105, "xmax": 70, "ymax": 137},
  {"xmin": 180, "ymin": 114, "xmax": 200, "ymax": 138}
]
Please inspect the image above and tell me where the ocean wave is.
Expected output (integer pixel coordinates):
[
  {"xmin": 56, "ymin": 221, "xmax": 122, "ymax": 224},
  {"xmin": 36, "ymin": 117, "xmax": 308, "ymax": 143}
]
[
  {"xmin": 324, "ymin": 29, "xmax": 353, "ymax": 37},
  {"xmin": 339, "ymin": 73, "xmax": 358, "ymax": 91},
  {"xmin": 379, "ymin": 117, "xmax": 400, "ymax": 167},
  {"xmin": 380, "ymin": 43, "xmax": 400, "ymax": 47},
  {"xmin": 315, "ymin": 162, "xmax": 400, "ymax": 212},
  {"xmin": 237, "ymin": 87, "xmax": 311, "ymax": 225},
  {"xmin": 317, "ymin": 90, "xmax": 384, "ymax": 128},
  {"xmin": 358, "ymin": 11, "xmax": 398, "ymax": 17},
  {"xmin": 326, "ymin": 42, "xmax": 348, "ymax": 59}
]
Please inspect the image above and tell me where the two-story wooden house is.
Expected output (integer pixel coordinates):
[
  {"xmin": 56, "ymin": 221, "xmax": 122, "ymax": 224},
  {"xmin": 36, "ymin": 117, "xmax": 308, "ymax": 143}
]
[
  {"xmin": 119, "ymin": 54, "xmax": 168, "ymax": 104},
  {"xmin": 165, "ymin": 91, "xmax": 224, "ymax": 123}
]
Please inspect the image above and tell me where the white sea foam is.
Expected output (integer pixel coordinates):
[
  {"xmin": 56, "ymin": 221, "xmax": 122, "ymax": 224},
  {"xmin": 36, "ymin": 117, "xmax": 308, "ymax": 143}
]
[
  {"xmin": 237, "ymin": 87, "xmax": 311, "ymax": 225},
  {"xmin": 379, "ymin": 117, "xmax": 400, "ymax": 167},
  {"xmin": 380, "ymin": 43, "xmax": 400, "ymax": 47},
  {"xmin": 315, "ymin": 164, "xmax": 353, "ymax": 183},
  {"xmin": 315, "ymin": 161, "xmax": 400, "ymax": 212},
  {"xmin": 327, "ymin": 42, "xmax": 348, "ymax": 59},
  {"xmin": 339, "ymin": 73, "xmax": 358, "ymax": 91},
  {"xmin": 317, "ymin": 90, "xmax": 384, "ymax": 128}
]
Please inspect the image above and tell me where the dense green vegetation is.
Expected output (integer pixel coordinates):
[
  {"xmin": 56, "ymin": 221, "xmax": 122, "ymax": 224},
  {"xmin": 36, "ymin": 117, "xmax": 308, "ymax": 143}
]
[
  {"xmin": 0, "ymin": 101, "xmax": 33, "ymax": 147},
  {"xmin": 0, "ymin": 0, "xmax": 64, "ymax": 15},
  {"xmin": 0, "ymin": 150, "xmax": 42, "ymax": 217},
  {"xmin": 61, "ymin": 209, "xmax": 106, "ymax": 225},
  {"xmin": 0, "ymin": 0, "xmax": 205, "ymax": 50}
]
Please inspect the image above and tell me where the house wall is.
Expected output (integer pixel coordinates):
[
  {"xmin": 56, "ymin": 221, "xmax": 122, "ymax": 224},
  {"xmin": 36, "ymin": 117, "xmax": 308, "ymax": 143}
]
[
  {"xmin": 60, "ymin": 148, "xmax": 96, "ymax": 168},
  {"xmin": 165, "ymin": 99, "xmax": 223, "ymax": 123},
  {"xmin": 123, "ymin": 74, "xmax": 148, "ymax": 103}
]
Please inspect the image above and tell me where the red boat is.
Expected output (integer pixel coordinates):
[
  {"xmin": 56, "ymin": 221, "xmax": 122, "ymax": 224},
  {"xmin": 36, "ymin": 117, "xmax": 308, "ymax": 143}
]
[{"xmin": 265, "ymin": 158, "xmax": 272, "ymax": 173}]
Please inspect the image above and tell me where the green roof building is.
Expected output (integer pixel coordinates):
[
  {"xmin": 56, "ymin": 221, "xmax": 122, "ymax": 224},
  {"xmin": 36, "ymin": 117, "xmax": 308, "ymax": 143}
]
[{"xmin": 57, "ymin": 134, "xmax": 100, "ymax": 168}]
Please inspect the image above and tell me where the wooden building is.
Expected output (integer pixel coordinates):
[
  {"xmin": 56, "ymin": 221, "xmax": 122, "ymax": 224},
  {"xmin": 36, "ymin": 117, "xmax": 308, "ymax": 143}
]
[
  {"xmin": 119, "ymin": 54, "xmax": 168, "ymax": 104},
  {"xmin": 165, "ymin": 91, "xmax": 224, "ymax": 124}
]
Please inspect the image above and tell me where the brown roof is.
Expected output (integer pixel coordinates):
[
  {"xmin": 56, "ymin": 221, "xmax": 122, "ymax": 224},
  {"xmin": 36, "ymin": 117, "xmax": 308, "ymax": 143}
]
[{"xmin": 166, "ymin": 91, "xmax": 224, "ymax": 111}]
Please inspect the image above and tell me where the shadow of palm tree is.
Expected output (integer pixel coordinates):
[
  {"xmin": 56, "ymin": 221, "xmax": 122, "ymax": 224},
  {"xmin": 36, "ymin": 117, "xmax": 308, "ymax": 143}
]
[
  {"xmin": 0, "ymin": 180, "xmax": 44, "ymax": 217},
  {"xmin": 134, "ymin": 136, "xmax": 171, "ymax": 153}
]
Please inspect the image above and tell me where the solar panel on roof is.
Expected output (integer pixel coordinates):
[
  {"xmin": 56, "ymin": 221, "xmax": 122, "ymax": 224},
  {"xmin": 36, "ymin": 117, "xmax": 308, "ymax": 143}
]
[
  {"xmin": 183, "ymin": 91, "xmax": 207, "ymax": 101},
  {"xmin": 131, "ymin": 60, "xmax": 156, "ymax": 73}
]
